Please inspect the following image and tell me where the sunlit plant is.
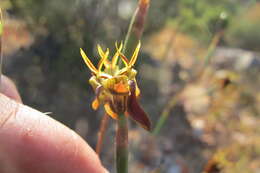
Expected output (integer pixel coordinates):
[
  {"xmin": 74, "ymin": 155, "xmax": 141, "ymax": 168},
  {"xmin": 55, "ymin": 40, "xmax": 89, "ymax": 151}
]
[
  {"xmin": 80, "ymin": 41, "xmax": 151, "ymax": 173},
  {"xmin": 80, "ymin": 42, "xmax": 151, "ymax": 130},
  {"xmin": 80, "ymin": 0, "xmax": 150, "ymax": 172}
]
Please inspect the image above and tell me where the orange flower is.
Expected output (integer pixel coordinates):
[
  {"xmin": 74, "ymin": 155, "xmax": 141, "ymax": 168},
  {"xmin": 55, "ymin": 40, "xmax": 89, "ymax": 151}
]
[{"xmin": 80, "ymin": 42, "xmax": 151, "ymax": 131}]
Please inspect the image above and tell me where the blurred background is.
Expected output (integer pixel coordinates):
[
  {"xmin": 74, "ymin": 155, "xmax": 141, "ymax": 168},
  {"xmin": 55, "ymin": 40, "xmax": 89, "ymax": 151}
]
[{"xmin": 1, "ymin": 0, "xmax": 260, "ymax": 172}]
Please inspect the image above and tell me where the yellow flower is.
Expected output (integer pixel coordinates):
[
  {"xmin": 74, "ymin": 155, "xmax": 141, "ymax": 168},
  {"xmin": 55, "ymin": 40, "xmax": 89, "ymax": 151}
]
[{"xmin": 80, "ymin": 41, "xmax": 151, "ymax": 131}]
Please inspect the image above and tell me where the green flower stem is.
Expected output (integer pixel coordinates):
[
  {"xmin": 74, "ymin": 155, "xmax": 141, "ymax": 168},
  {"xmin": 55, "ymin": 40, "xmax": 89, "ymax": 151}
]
[
  {"xmin": 116, "ymin": 114, "xmax": 128, "ymax": 173},
  {"xmin": 114, "ymin": 1, "xmax": 150, "ymax": 172},
  {"xmin": 122, "ymin": 8, "xmax": 138, "ymax": 57}
]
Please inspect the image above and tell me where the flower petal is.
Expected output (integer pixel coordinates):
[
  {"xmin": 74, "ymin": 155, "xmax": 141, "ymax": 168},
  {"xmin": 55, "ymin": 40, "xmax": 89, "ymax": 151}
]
[
  {"xmin": 80, "ymin": 48, "xmax": 98, "ymax": 74},
  {"xmin": 104, "ymin": 103, "xmax": 119, "ymax": 120},
  {"xmin": 112, "ymin": 42, "xmax": 123, "ymax": 67},
  {"xmin": 127, "ymin": 80, "xmax": 151, "ymax": 131},
  {"xmin": 89, "ymin": 76, "xmax": 101, "ymax": 90},
  {"xmin": 97, "ymin": 45, "xmax": 111, "ymax": 68},
  {"xmin": 119, "ymin": 53, "xmax": 129, "ymax": 67},
  {"xmin": 135, "ymin": 83, "xmax": 141, "ymax": 97},
  {"xmin": 98, "ymin": 48, "xmax": 109, "ymax": 71},
  {"xmin": 92, "ymin": 98, "xmax": 100, "ymax": 110},
  {"xmin": 129, "ymin": 41, "xmax": 141, "ymax": 67}
]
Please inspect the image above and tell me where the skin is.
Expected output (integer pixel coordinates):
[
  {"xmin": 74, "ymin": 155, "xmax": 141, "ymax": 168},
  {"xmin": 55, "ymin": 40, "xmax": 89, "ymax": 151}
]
[{"xmin": 0, "ymin": 75, "xmax": 108, "ymax": 173}]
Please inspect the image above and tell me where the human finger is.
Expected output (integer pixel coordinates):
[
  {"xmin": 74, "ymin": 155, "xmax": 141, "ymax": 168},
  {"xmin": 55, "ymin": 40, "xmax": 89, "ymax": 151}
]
[
  {"xmin": 0, "ymin": 94, "xmax": 108, "ymax": 173},
  {"xmin": 0, "ymin": 75, "xmax": 22, "ymax": 103}
]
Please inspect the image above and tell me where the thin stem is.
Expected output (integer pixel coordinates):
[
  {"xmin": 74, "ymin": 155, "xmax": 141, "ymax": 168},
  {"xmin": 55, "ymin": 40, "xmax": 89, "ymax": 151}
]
[
  {"xmin": 116, "ymin": 115, "xmax": 128, "ymax": 173},
  {"xmin": 153, "ymin": 29, "xmax": 224, "ymax": 135},
  {"xmin": 203, "ymin": 30, "xmax": 224, "ymax": 67},
  {"xmin": 153, "ymin": 93, "xmax": 179, "ymax": 135},
  {"xmin": 96, "ymin": 113, "xmax": 110, "ymax": 156},
  {"xmin": 114, "ymin": 1, "xmax": 149, "ymax": 172},
  {"xmin": 119, "ymin": 0, "xmax": 150, "ymax": 66},
  {"xmin": 122, "ymin": 7, "xmax": 138, "ymax": 56}
]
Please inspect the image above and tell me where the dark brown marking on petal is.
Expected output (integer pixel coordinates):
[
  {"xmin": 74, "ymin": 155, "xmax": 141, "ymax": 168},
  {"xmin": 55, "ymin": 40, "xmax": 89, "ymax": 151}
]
[
  {"xmin": 111, "ymin": 95, "xmax": 128, "ymax": 114},
  {"xmin": 127, "ymin": 80, "xmax": 151, "ymax": 131}
]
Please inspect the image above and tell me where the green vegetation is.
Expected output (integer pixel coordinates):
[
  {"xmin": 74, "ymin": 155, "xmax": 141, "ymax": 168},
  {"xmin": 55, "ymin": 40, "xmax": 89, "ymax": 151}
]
[
  {"xmin": 226, "ymin": 3, "xmax": 260, "ymax": 51},
  {"xmin": 1, "ymin": 0, "xmax": 260, "ymax": 172}
]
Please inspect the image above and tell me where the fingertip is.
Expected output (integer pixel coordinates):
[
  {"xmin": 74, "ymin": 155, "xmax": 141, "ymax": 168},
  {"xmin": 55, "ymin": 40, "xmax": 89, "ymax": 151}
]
[
  {"xmin": 0, "ymin": 94, "xmax": 107, "ymax": 173},
  {"xmin": 0, "ymin": 75, "xmax": 22, "ymax": 103}
]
